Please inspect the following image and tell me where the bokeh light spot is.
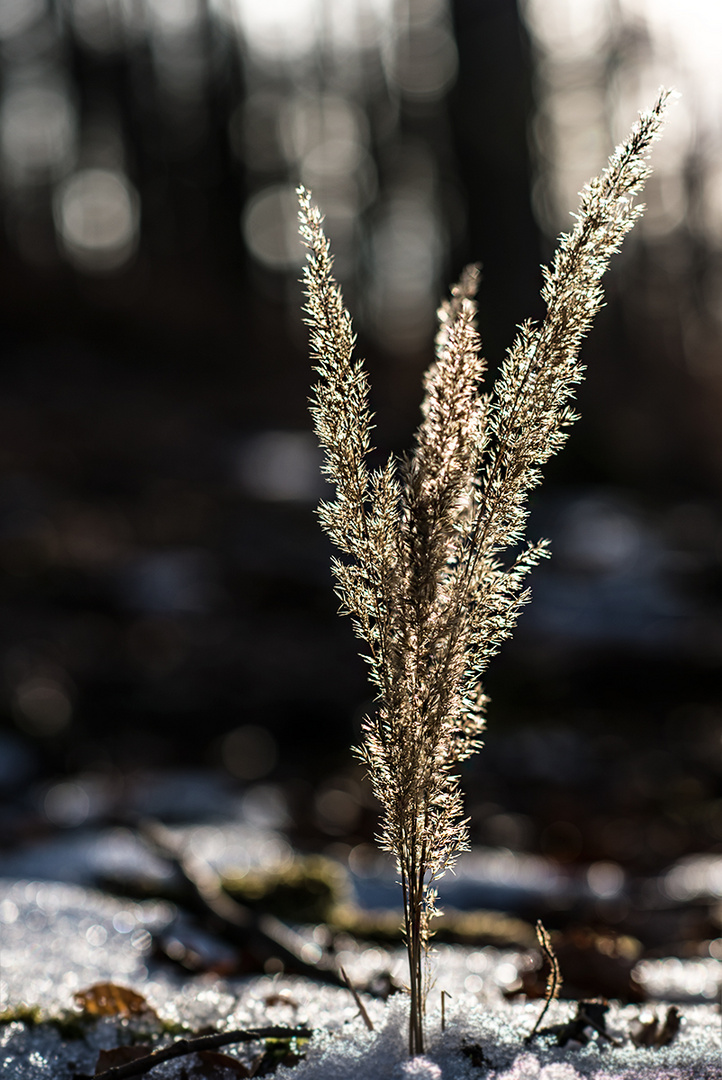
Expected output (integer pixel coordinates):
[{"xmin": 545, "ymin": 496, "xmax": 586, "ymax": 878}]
[
  {"xmin": 44, "ymin": 781, "xmax": 90, "ymax": 826},
  {"xmin": 236, "ymin": 430, "xmax": 322, "ymax": 502},
  {"xmin": 54, "ymin": 168, "xmax": 140, "ymax": 272},
  {"xmin": 1, "ymin": 83, "xmax": 76, "ymax": 186},
  {"xmin": 0, "ymin": 0, "xmax": 46, "ymax": 40},
  {"xmin": 242, "ymin": 184, "xmax": 304, "ymax": 269}
]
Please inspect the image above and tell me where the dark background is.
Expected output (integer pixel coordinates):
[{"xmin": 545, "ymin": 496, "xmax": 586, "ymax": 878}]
[{"xmin": 2, "ymin": 0, "xmax": 722, "ymax": 898}]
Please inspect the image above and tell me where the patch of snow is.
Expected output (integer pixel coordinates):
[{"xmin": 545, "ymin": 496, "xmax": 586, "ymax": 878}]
[
  {"xmin": 2, "ymin": 880, "xmax": 722, "ymax": 1079},
  {"xmin": 270, "ymin": 996, "xmax": 722, "ymax": 1080}
]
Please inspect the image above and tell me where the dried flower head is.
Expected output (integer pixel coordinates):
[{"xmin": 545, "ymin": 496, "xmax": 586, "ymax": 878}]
[{"xmin": 299, "ymin": 88, "xmax": 672, "ymax": 1055}]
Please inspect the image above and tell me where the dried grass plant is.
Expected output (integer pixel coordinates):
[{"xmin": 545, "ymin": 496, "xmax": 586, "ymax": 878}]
[{"xmin": 298, "ymin": 89, "xmax": 671, "ymax": 1055}]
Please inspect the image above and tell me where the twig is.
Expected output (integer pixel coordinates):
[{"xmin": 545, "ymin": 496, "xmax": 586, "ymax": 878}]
[
  {"xmin": 340, "ymin": 966, "xmax": 374, "ymax": 1031},
  {"xmin": 526, "ymin": 920, "xmax": 561, "ymax": 1043},
  {"xmin": 76, "ymin": 1025, "xmax": 313, "ymax": 1080},
  {"xmin": 138, "ymin": 818, "xmax": 344, "ymax": 989}
]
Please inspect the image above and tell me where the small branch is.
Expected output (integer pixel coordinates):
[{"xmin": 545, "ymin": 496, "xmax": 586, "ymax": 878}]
[
  {"xmin": 340, "ymin": 966, "xmax": 374, "ymax": 1031},
  {"xmin": 77, "ymin": 1026, "xmax": 313, "ymax": 1080},
  {"xmin": 138, "ymin": 819, "xmax": 344, "ymax": 989}
]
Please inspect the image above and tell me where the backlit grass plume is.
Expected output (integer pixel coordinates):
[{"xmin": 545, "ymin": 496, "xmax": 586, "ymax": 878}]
[{"xmin": 298, "ymin": 89, "xmax": 671, "ymax": 1056}]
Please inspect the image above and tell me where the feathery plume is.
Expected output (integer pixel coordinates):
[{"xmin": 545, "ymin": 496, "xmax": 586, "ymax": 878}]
[{"xmin": 298, "ymin": 88, "xmax": 671, "ymax": 1055}]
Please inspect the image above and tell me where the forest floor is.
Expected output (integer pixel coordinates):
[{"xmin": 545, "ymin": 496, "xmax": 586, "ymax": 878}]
[{"xmin": 2, "ymin": 869, "xmax": 722, "ymax": 1080}]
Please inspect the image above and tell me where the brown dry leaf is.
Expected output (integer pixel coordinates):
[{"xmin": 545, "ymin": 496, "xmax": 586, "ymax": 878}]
[
  {"xmin": 176, "ymin": 1050, "xmax": 251, "ymax": 1078},
  {"xmin": 75, "ymin": 982, "xmax": 157, "ymax": 1020},
  {"xmin": 95, "ymin": 1045, "xmax": 152, "ymax": 1073},
  {"xmin": 263, "ymin": 993, "xmax": 299, "ymax": 1009}
]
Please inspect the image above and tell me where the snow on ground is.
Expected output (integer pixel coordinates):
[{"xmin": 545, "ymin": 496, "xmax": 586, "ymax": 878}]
[
  {"xmin": 1, "ymin": 879, "xmax": 722, "ymax": 1078},
  {"xmin": 269, "ymin": 994, "xmax": 722, "ymax": 1080}
]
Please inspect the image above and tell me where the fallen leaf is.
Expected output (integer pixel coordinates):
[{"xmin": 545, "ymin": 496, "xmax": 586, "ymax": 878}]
[
  {"xmin": 75, "ymin": 983, "xmax": 157, "ymax": 1020},
  {"xmin": 263, "ymin": 993, "xmax": 299, "ymax": 1009}
]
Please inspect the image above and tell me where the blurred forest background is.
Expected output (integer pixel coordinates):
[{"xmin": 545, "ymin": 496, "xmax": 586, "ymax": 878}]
[{"xmin": 2, "ymin": 0, "xmax": 722, "ymax": 916}]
